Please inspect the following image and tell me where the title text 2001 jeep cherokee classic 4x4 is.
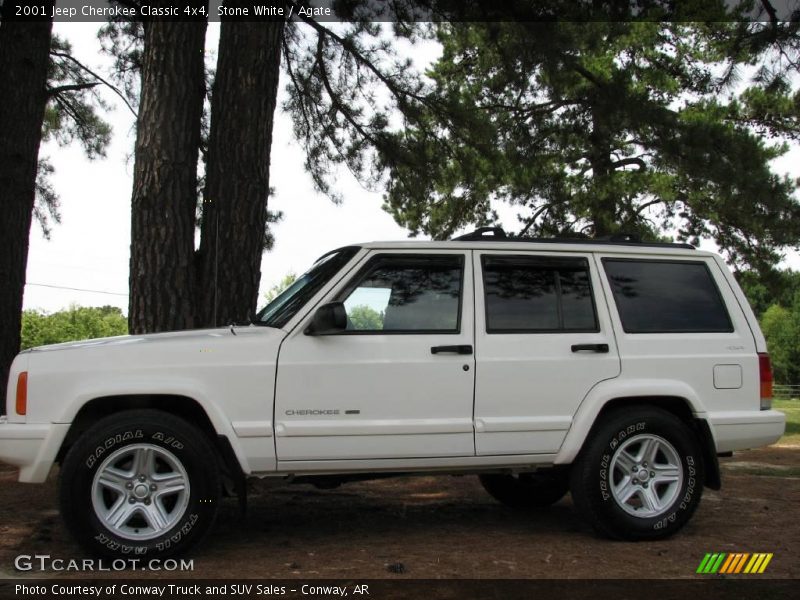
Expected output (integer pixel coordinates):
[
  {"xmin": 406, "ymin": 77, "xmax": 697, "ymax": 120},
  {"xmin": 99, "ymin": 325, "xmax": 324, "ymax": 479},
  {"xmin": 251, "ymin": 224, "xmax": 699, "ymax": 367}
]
[{"xmin": 0, "ymin": 228, "xmax": 786, "ymax": 557}]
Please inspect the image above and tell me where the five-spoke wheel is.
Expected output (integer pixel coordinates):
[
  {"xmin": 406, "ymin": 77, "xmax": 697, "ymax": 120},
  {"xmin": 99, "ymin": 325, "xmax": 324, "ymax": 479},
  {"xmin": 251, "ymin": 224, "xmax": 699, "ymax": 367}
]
[
  {"xmin": 92, "ymin": 444, "xmax": 191, "ymax": 540},
  {"xmin": 608, "ymin": 434, "xmax": 683, "ymax": 518}
]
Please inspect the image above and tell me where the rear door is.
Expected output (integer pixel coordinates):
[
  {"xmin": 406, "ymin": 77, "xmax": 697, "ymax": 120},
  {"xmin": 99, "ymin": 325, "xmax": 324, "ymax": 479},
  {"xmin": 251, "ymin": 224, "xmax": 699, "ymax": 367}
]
[
  {"xmin": 274, "ymin": 250, "xmax": 476, "ymax": 462},
  {"xmin": 472, "ymin": 251, "xmax": 621, "ymax": 455}
]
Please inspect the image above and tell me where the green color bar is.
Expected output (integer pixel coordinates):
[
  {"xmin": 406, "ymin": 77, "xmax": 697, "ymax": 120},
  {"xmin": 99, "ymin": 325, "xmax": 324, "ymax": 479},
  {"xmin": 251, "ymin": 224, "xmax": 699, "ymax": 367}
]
[
  {"xmin": 697, "ymin": 554, "xmax": 713, "ymax": 574},
  {"xmin": 710, "ymin": 553, "xmax": 727, "ymax": 574},
  {"xmin": 702, "ymin": 553, "xmax": 719, "ymax": 573}
]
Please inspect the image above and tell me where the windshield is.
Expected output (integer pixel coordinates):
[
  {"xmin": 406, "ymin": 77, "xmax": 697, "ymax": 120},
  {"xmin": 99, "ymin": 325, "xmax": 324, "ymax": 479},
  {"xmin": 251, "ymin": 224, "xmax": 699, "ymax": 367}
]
[{"xmin": 254, "ymin": 247, "xmax": 360, "ymax": 328}]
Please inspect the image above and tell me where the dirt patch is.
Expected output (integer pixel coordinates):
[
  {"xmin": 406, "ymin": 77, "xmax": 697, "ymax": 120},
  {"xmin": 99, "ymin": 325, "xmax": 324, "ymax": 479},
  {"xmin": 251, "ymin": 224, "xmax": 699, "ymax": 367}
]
[{"xmin": 1, "ymin": 446, "xmax": 798, "ymax": 579}]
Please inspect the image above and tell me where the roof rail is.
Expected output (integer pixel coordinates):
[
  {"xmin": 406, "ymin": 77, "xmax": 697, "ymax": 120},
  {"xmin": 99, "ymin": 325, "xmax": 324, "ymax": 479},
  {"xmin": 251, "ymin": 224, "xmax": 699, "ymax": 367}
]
[
  {"xmin": 450, "ymin": 227, "xmax": 695, "ymax": 249},
  {"xmin": 452, "ymin": 226, "xmax": 507, "ymax": 241}
]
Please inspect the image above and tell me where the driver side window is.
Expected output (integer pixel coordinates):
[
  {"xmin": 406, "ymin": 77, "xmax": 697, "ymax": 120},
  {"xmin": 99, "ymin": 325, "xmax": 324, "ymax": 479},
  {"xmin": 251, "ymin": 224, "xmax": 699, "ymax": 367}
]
[{"xmin": 339, "ymin": 255, "xmax": 463, "ymax": 333}]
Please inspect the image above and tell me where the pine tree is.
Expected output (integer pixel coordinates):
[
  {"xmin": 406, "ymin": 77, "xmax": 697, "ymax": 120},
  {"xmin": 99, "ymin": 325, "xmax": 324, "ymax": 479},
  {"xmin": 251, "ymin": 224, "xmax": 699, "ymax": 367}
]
[
  {"xmin": 0, "ymin": 5, "xmax": 55, "ymax": 406},
  {"xmin": 382, "ymin": 20, "xmax": 800, "ymax": 271},
  {"xmin": 127, "ymin": 11, "xmax": 208, "ymax": 333}
]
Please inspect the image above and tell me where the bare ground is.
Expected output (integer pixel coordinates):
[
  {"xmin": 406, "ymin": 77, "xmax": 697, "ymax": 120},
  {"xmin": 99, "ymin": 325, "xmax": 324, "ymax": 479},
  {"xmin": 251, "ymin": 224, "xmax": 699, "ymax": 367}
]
[{"xmin": 1, "ymin": 446, "xmax": 798, "ymax": 580}]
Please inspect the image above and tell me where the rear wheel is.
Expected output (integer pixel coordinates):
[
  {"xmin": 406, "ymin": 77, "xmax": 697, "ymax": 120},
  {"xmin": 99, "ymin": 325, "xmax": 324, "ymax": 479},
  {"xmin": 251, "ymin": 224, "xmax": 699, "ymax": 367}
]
[
  {"xmin": 479, "ymin": 470, "xmax": 569, "ymax": 509},
  {"xmin": 569, "ymin": 406, "xmax": 704, "ymax": 540},
  {"xmin": 59, "ymin": 409, "xmax": 221, "ymax": 558}
]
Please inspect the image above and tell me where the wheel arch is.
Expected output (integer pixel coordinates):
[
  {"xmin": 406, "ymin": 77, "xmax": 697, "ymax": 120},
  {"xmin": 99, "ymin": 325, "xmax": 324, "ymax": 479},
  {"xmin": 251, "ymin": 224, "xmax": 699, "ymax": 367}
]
[
  {"xmin": 55, "ymin": 394, "xmax": 246, "ymax": 480},
  {"xmin": 556, "ymin": 387, "xmax": 720, "ymax": 489}
]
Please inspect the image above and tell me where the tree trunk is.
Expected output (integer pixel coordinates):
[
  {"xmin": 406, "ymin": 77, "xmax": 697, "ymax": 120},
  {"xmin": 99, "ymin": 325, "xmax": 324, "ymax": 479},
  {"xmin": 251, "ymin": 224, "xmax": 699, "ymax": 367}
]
[
  {"xmin": 588, "ymin": 104, "xmax": 616, "ymax": 237},
  {"xmin": 128, "ymin": 17, "xmax": 207, "ymax": 334},
  {"xmin": 0, "ymin": 7, "xmax": 53, "ymax": 409},
  {"xmin": 197, "ymin": 17, "xmax": 285, "ymax": 327}
]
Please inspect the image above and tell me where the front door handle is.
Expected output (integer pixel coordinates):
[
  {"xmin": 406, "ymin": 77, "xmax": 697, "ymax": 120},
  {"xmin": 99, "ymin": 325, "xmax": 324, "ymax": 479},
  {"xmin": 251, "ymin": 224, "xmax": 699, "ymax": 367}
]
[
  {"xmin": 431, "ymin": 345, "xmax": 473, "ymax": 355},
  {"xmin": 571, "ymin": 343, "xmax": 609, "ymax": 353}
]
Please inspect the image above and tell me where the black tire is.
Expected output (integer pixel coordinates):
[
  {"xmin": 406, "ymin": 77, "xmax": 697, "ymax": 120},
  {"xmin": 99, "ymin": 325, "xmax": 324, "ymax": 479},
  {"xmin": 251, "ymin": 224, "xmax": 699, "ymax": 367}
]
[
  {"xmin": 569, "ymin": 406, "xmax": 704, "ymax": 541},
  {"xmin": 59, "ymin": 409, "xmax": 221, "ymax": 558},
  {"xmin": 479, "ymin": 470, "xmax": 570, "ymax": 509}
]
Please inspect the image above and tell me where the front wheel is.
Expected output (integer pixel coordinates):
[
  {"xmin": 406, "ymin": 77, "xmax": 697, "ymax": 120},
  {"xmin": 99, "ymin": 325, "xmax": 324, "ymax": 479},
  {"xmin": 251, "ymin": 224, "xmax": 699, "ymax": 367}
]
[
  {"xmin": 59, "ymin": 409, "xmax": 221, "ymax": 558},
  {"xmin": 569, "ymin": 407, "xmax": 704, "ymax": 540}
]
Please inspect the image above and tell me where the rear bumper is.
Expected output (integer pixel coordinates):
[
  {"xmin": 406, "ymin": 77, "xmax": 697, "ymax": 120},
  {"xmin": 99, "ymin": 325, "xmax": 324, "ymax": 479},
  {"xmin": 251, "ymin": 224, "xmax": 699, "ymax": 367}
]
[
  {"xmin": 0, "ymin": 417, "xmax": 69, "ymax": 482},
  {"xmin": 708, "ymin": 409, "xmax": 786, "ymax": 453}
]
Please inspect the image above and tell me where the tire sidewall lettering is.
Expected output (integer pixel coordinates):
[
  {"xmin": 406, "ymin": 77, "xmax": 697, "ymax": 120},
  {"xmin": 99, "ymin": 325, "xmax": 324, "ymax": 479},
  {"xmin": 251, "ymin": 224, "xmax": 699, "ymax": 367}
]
[
  {"xmin": 678, "ymin": 457, "xmax": 697, "ymax": 511},
  {"xmin": 151, "ymin": 432, "xmax": 184, "ymax": 450},
  {"xmin": 84, "ymin": 430, "xmax": 184, "ymax": 469}
]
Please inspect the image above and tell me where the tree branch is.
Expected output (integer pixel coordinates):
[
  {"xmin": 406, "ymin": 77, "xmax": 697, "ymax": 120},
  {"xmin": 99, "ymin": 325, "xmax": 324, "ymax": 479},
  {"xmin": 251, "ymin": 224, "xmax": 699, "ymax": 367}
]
[
  {"xmin": 611, "ymin": 157, "xmax": 647, "ymax": 170},
  {"xmin": 282, "ymin": 32, "xmax": 313, "ymax": 138},
  {"xmin": 636, "ymin": 199, "xmax": 664, "ymax": 214},
  {"xmin": 572, "ymin": 63, "xmax": 604, "ymax": 87},
  {"xmin": 315, "ymin": 34, "xmax": 378, "ymax": 146},
  {"xmin": 479, "ymin": 99, "xmax": 574, "ymax": 115},
  {"xmin": 518, "ymin": 202, "xmax": 553, "ymax": 236},
  {"xmin": 302, "ymin": 40, "xmax": 374, "ymax": 192},
  {"xmin": 50, "ymin": 50, "xmax": 138, "ymax": 118},
  {"xmin": 287, "ymin": 1, "xmax": 427, "ymax": 107},
  {"xmin": 47, "ymin": 82, "xmax": 100, "ymax": 96},
  {"xmin": 52, "ymin": 94, "xmax": 86, "ymax": 130}
]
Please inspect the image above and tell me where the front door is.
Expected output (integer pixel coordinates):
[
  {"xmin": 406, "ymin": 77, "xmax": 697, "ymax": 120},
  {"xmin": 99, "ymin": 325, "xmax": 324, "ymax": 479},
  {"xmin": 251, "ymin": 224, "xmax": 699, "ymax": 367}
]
[{"xmin": 274, "ymin": 250, "xmax": 475, "ymax": 463}]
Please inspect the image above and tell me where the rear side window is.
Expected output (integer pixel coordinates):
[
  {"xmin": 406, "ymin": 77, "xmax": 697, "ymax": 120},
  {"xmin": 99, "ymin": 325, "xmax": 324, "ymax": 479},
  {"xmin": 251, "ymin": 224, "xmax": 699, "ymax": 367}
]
[
  {"xmin": 482, "ymin": 256, "xmax": 598, "ymax": 333},
  {"xmin": 603, "ymin": 259, "xmax": 733, "ymax": 333}
]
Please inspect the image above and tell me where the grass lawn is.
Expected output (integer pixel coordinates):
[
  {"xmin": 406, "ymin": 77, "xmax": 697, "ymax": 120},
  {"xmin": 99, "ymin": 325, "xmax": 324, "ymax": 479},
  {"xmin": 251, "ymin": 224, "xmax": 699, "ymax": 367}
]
[{"xmin": 774, "ymin": 399, "xmax": 800, "ymax": 445}]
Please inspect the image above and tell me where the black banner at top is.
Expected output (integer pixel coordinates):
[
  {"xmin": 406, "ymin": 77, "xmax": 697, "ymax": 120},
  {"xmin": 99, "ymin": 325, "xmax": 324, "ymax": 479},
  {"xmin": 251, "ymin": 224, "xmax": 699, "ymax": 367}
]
[{"xmin": 1, "ymin": 0, "xmax": 799, "ymax": 23}]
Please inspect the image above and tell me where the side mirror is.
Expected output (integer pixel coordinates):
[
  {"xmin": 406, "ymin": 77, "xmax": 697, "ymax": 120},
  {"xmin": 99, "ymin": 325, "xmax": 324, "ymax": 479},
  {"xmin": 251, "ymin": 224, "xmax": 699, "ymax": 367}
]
[{"xmin": 305, "ymin": 302, "xmax": 347, "ymax": 335}]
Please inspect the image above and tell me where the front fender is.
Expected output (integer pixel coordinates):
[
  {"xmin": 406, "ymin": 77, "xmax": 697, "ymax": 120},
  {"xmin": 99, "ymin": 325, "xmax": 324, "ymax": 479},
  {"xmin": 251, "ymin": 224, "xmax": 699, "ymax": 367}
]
[{"xmin": 57, "ymin": 377, "xmax": 233, "ymax": 436}]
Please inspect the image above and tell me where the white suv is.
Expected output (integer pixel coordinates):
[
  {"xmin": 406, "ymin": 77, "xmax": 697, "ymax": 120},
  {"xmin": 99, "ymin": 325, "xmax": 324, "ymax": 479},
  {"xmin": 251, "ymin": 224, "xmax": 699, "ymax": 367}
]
[{"xmin": 0, "ymin": 228, "xmax": 785, "ymax": 557}]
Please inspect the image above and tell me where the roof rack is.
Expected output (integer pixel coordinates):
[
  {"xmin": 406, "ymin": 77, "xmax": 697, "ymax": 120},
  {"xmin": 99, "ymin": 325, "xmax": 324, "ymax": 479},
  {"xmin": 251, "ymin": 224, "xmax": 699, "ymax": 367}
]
[
  {"xmin": 452, "ymin": 226, "xmax": 508, "ymax": 241},
  {"xmin": 451, "ymin": 227, "xmax": 695, "ymax": 249}
]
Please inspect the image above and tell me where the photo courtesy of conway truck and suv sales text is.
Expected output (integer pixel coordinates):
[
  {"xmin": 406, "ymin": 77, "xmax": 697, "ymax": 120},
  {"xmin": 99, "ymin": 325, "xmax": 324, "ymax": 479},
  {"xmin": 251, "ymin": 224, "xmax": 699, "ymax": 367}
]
[{"xmin": 0, "ymin": 228, "xmax": 785, "ymax": 557}]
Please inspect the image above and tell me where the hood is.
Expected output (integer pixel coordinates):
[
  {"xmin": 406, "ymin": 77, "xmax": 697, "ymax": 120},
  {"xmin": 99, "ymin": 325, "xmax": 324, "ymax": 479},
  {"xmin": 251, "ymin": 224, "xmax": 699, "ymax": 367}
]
[{"xmin": 23, "ymin": 325, "xmax": 283, "ymax": 353}]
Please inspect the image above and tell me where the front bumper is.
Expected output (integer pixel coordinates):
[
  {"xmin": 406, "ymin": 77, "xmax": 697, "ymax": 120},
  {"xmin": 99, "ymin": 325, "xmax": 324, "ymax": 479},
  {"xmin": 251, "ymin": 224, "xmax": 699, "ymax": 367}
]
[
  {"xmin": 708, "ymin": 409, "xmax": 786, "ymax": 453},
  {"xmin": 0, "ymin": 416, "xmax": 70, "ymax": 482}
]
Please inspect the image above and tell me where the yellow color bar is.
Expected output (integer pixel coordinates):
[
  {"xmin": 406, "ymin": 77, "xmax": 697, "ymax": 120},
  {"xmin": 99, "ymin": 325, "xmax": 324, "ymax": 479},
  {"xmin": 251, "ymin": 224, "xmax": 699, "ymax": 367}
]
[
  {"xmin": 745, "ymin": 554, "xmax": 763, "ymax": 574},
  {"xmin": 758, "ymin": 554, "xmax": 773, "ymax": 574}
]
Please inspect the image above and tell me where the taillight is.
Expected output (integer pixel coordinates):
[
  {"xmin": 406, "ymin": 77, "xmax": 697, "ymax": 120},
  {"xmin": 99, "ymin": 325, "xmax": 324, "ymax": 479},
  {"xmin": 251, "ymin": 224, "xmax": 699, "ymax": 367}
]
[
  {"xmin": 758, "ymin": 353, "xmax": 773, "ymax": 410},
  {"xmin": 15, "ymin": 371, "xmax": 28, "ymax": 416}
]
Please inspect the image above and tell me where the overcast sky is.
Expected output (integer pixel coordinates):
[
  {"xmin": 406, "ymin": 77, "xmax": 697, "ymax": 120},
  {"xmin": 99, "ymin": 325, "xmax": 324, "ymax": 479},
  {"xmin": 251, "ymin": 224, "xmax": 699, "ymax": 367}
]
[{"xmin": 23, "ymin": 21, "xmax": 800, "ymax": 314}]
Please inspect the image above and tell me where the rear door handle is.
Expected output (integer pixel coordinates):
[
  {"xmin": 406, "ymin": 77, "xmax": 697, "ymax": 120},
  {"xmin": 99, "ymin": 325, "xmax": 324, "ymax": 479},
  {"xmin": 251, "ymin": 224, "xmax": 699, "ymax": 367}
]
[
  {"xmin": 431, "ymin": 345, "xmax": 473, "ymax": 355},
  {"xmin": 571, "ymin": 343, "xmax": 609, "ymax": 353}
]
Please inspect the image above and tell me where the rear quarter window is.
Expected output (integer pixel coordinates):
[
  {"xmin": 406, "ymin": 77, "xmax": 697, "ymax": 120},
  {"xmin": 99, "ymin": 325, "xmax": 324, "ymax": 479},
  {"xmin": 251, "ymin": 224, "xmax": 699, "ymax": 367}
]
[{"xmin": 602, "ymin": 259, "xmax": 733, "ymax": 333}]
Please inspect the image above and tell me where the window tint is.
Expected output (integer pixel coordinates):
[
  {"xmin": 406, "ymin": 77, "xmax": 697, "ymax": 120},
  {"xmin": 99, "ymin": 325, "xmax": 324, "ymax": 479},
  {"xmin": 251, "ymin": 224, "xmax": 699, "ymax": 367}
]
[
  {"xmin": 603, "ymin": 259, "xmax": 733, "ymax": 333},
  {"xmin": 482, "ymin": 256, "xmax": 598, "ymax": 333},
  {"xmin": 340, "ymin": 255, "xmax": 463, "ymax": 332}
]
